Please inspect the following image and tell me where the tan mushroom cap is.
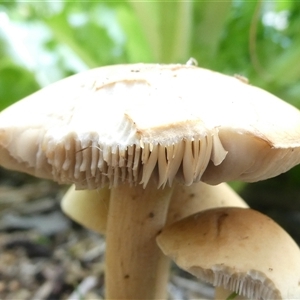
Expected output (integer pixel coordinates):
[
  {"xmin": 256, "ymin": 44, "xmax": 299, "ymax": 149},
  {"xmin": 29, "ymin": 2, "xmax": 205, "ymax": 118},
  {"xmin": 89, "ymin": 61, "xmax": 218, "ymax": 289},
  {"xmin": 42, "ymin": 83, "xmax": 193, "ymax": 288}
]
[
  {"xmin": 60, "ymin": 181, "xmax": 248, "ymax": 234},
  {"xmin": 156, "ymin": 207, "xmax": 300, "ymax": 300},
  {"xmin": 0, "ymin": 63, "xmax": 300, "ymax": 188},
  {"xmin": 166, "ymin": 182, "xmax": 248, "ymax": 225},
  {"xmin": 61, "ymin": 185, "xmax": 110, "ymax": 234}
]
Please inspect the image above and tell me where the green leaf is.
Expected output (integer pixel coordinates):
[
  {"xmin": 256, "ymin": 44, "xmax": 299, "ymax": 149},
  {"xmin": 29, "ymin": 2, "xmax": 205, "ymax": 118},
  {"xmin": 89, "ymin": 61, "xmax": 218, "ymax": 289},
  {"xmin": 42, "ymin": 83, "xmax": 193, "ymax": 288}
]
[
  {"xmin": 192, "ymin": 0, "xmax": 232, "ymax": 67},
  {"xmin": 44, "ymin": 3, "xmax": 125, "ymax": 68},
  {"xmin": 226, "ymin": 291, "xmax": 238, "ymax": 300},
  {"xmin": 127, "ymin": 1, "xmax": 160, "ymax": 61},
  {"xmin": 267, "ymin": 39, "xmax": 300, "ymax": 86},
  {"xmin": 158, "ymin": 1, "xmax": 193, "ymax": 63},
  {"xmin": 128, "ymin": 1, "xmax": 193, "ymax": 63},
  {"xmin": 0, "ymin": 62, "xmax": 40, "ymax": 111},
  {"xmin": 116, "ymin": 4, "xmax": 154, "ymax": 63}
]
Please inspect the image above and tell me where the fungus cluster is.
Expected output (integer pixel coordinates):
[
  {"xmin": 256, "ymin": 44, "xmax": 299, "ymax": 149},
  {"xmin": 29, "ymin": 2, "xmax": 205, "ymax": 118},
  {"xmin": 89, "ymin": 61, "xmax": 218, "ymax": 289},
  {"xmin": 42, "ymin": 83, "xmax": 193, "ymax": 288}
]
[{"xmin": 1, "ymin": 63, "xmax": 300, "ymax": 299}]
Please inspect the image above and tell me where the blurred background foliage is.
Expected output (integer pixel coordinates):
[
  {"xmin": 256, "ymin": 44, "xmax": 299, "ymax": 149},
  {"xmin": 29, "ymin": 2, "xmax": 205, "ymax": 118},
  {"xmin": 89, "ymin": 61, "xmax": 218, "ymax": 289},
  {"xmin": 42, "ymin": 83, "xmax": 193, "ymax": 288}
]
[{"xmin": 1, "ymin": 0, "xmax": 300, "ymax": 240}]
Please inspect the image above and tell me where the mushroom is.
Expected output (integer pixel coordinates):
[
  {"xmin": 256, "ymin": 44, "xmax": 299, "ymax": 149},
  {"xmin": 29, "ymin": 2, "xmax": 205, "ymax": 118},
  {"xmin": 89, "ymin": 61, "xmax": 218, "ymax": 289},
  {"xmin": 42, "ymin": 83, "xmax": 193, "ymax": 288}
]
[
  {"xmin": 166, "ymin": 181, "xmax": 248, "ymax": 225},
  {"xmin": 62, "ymin": 185, "xmax": 110, "ymax": 234},
  {"xmin": 62, "ymin": 181, "xmax": 249, "ymax": 298},
  {"xmin": 0, "ymin": 63, "xmax": 300, "ymax": 299},
  {"xmin": 61, "ymin": 181, "xmax": 248, "ymax": 234},
  {"xmin": 156, "ymin": 207, "xmax": 300, "ymax": 299}
]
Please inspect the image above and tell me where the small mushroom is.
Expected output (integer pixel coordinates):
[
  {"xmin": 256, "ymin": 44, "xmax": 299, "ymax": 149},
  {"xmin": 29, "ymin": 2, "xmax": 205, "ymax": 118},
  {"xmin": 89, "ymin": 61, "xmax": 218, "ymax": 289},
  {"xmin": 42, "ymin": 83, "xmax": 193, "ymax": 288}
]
[
  {"xmin": 156, "ymin": 207, "xmax": 300, "ymax": 300},
  {"xmin": 61, "ymin": 185, "xmax": 110, "ymax": 234},
  {"xmin": 61, "ymin": 181, "xmax": 248, "ymax": 234},
  {"xmin": 1, "ymin": 63, "xmax": 300, "ymax": 299},
  {"xmin": 166, "ymin": 181, "xmax": 248, "ymax": 225}
]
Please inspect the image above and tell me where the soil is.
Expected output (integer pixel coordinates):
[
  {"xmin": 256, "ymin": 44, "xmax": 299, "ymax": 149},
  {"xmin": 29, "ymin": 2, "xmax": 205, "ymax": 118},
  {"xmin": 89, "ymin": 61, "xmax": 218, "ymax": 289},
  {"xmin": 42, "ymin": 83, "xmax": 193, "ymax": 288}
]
[{"xmin": 0, "ymin": 167, "xmax": 213, "ymax": 300}]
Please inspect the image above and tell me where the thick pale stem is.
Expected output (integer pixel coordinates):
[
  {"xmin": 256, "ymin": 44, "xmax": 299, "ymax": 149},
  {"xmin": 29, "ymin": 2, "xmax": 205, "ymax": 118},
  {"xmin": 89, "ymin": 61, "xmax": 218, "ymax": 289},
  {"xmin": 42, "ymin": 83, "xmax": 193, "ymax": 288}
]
[{"xmin": 105, "ymin": 178, "xmax": 174, "ymax": 299}]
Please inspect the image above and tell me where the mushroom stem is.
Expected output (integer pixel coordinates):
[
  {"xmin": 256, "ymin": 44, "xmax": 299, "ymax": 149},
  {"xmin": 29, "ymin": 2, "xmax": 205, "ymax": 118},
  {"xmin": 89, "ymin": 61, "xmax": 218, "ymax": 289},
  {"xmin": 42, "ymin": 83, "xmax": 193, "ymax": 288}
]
[{"xmin": 105, "ymin": 178, "xmax": 173, "ymax": 299}]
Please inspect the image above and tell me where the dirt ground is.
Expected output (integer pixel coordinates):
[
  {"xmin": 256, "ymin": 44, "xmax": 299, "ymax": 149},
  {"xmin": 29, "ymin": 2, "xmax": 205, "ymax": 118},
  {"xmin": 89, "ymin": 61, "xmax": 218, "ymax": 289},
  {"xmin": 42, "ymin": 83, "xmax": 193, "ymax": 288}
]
[{"xmin": 0, "ymin": 167, "xmax": 214, "ymax": 300}]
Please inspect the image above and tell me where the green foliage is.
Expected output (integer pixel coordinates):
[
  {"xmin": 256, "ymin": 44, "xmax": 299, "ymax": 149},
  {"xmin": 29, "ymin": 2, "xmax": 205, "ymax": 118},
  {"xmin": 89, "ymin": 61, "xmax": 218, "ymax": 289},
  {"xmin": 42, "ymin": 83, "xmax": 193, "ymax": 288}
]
[
  {"xmin": 226, "ymin": 292, "xmax": 238, "ymax": 300},
  {"xmin": 0, "ymin": 60, "xmax": 39, "ymax": 110},
  {"xmin": 1, "ymin": 1, "xmax": 300, "ymax": 108}
]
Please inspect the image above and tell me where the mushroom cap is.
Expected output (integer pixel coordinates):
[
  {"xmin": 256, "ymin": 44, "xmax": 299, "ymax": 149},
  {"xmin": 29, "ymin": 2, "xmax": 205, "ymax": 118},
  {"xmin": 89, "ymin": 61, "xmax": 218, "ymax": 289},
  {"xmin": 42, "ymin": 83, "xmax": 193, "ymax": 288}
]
[
  {"xmin": 60, "ymin": 182, "xmax": 248, "ymax": 234},
  {"xmin": 166, "ymin": 182, "xmax": 248, "ymax": 225},
  {"xmin": 0, "ymin": 63, "xmax": 300, "ymax": 189},
  {"xmin": 61, "ymin": 184, "xmax": 110, "ymax": 234},
  {"xmin": 156, "ymin": 207, "xmax": 300, "ymax": 300}
]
